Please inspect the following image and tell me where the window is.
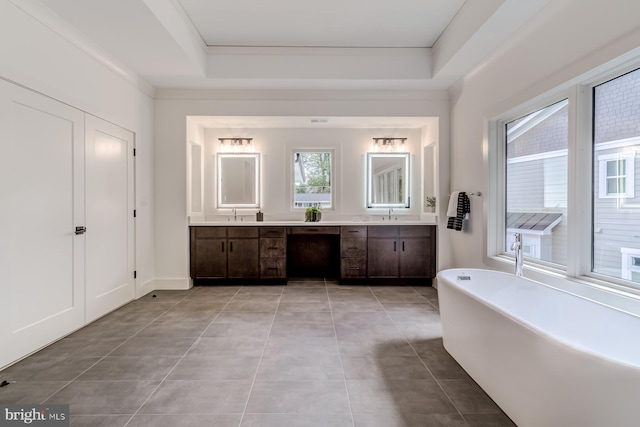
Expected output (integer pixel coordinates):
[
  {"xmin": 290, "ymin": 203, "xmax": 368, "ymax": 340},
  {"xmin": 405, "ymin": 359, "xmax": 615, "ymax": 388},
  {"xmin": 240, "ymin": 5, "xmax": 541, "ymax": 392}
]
[
  {"xmin": 492, "ymin": 65, "xmax": 640, "ymax": 293},
  {"xmin": 597, "ymin": 154, "xmax": 635, "ymax": 198},
  {"xmin": 292, "ymin": 150, "xmax": 333, "ymax": 209},
  {"xmin": 504, "ymin": 99, "xmax": 568, "ymax": 266},
  {"xmin": 592, "ymin": 68, "xmax": 640, "ymax": 283}
]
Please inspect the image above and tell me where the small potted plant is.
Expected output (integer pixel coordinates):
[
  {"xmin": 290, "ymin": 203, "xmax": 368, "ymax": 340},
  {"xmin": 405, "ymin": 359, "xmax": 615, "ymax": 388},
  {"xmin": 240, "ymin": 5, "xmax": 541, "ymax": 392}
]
[
  {"xmin": 305, "ymin": 206, "xmax": 322, "ymax": 222},
  {"xmin": 425, "ymin": 196, "xmax": 436, "ymax": 213}
]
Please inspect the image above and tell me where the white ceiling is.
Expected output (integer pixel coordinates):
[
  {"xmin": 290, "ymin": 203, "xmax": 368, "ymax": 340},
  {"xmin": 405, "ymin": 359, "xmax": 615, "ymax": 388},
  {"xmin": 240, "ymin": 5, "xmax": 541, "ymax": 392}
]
[
  {"xmin": 177, "ymin": 0, "xmax": 465, "ymax": 48},
  {"xmin": 35, "ymin": 0, "xmax": 552, "ymax": 91}
]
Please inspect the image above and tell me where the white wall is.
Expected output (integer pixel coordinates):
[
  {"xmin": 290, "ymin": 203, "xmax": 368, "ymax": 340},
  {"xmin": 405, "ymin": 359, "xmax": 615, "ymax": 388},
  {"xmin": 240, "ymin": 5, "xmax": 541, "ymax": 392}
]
[
  {"xmin": 0, "ymin": 0, "xmax": 155, "ymax": 296},
  {"xmin": 154, "ymin": 90, "xmax": 450, "ymax": 286},
  {"xmin": 448, "ymin": 0, "xmax": 640, "ymax": 269}
]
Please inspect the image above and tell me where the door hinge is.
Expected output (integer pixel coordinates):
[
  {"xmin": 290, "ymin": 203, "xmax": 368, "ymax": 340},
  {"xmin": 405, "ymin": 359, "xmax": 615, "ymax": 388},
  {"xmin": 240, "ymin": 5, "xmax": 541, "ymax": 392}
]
[
  {"xmin": 134, "ymin": 271, "xmax": 137, "ymax": 279},
  {"xmin": 133, "ymin": 210, "xmax": 137, "ymax": 218}
]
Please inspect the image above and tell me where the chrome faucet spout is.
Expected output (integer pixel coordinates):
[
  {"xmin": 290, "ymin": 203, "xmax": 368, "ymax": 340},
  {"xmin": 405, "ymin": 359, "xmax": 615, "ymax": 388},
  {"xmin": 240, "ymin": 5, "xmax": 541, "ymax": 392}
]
[
  {"xmin": 388, "ymin": 208, "xmax": 393, "ymax": 220},
  {"xmin": 511, "ymin": 233, "xmax": 523, "ymax": 277},
  {"xmin": 232, "ymin": 208, "xmax": 237, "ymax": 222}
]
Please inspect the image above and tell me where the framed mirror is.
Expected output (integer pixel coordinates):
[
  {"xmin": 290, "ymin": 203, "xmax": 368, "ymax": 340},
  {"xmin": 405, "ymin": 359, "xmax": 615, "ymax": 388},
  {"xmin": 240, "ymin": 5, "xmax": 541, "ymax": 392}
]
[
  {"xmin": 367, "ymin": 152, "xmax": 410, "ymax": 208},
  {"xmin": 217, "ymin": 153, "xmax": 260, "ymax": 208}
]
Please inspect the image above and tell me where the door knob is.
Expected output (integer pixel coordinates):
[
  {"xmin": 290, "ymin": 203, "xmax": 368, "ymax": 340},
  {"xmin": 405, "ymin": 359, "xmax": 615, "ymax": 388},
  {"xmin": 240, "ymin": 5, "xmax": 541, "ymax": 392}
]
[{"xmin": 75, "ymin": 226, "xmax": 86, "ymax": 235}]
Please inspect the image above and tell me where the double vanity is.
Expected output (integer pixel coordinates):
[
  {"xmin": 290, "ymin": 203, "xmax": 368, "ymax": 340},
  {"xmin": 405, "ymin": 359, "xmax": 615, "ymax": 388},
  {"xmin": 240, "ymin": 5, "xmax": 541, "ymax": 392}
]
[{"xmin": 190, "ymin": 222, "xmax": 436, "ymax": 285}]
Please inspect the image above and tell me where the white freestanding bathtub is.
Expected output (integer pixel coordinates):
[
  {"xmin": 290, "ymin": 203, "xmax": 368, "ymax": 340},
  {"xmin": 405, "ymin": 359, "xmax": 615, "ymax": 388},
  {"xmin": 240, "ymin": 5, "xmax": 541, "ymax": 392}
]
[{"xmin": 437, "ymin": 268, "xmax": 640, "ymax": 427}]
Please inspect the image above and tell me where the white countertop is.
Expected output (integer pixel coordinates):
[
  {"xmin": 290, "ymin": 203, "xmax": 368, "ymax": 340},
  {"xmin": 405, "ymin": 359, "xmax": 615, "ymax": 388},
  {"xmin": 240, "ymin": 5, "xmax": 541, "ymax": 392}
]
[{"xmin": 189, "ymin": 220, "xmax": 434, "ymax": 226}]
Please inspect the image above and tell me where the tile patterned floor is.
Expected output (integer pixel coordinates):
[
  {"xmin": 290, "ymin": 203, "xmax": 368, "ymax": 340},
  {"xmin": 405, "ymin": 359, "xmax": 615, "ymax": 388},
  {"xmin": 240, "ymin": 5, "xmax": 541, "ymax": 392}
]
[{"xmin": 0, "ymin": 281, "xmax": 516, "ymax": 427}]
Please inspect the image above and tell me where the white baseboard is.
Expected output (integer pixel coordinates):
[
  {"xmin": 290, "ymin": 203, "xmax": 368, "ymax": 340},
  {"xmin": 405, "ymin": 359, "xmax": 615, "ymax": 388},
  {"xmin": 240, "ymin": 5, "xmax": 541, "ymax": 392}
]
[
  {"xmin": 136, "ymin": 279, "xmax": 156, "ymax": 299},
  {"xmin": 153, "ymin": 277, "xmax": 192, "ymax": 290}
]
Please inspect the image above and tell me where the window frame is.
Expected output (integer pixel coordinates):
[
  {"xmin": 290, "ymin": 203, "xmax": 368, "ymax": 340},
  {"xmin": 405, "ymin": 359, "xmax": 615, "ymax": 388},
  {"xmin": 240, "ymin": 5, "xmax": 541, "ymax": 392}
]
[
  {"xmin": 485, "ymin": 57, "xmax": 640, "ymax": 298},
  {"xmin": 597, "ymin": 152, "xmax": 635, "ymax": 199},
  {"xmin": 290, "ymin": 148, "xmax": 335, "ymax": 211}
]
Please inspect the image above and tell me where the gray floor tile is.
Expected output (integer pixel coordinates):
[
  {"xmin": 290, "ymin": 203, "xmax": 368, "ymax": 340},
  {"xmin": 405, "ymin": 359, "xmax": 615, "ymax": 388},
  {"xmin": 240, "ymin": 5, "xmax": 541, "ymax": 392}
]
[
  {"xmin": 158, "ymin": 306, "xmax": 222, "ymax": 322},
  {"xmin": 177, "ymin": 295, "xmax": 235, "ymax": 306},
  {"xmin": 203, "ymin": 322, "xmax": 272, "ymax": 338},
  {"xmin": 241, "ymin": 413, "xmax": 353, "ymax": 426},
  {"xmin": 98, "ymin": 304, "xmax": 174, "ymax": 324},
  {"xmin": 76, "ymin": 356, "xmax": 181, "ymax": 381},
  {"xmin": 223, "ymin": 301, "xmax": 280, "ymax": 312},
  {"xmin": 329, "ymin": 301, "xmax": 384, "ymax": 312},
  {"xmin": 347, "ymin": 379, "xmax": 457, "ymax": 414},
  {"xmin": 231, "ymin": 294, "xmax": 281, "ymax": 303},
  {"xmin": 262, "ymin": 336, "xmax": 340, "ymax": 358},
  {"xmin": 334, "ymin": 324, "xmax": 404, "ymax": 339},
  {"xmin": 188, "ymin": 337, "xmax": 266, "ymax": 357},
  {"xmin": 140, "ymin": 380, "xmax": 251, "ymax": 414},
  {"xmin": 46, "ymin": 381, "xmax": 159, "ymax": 415},
  {"xmin": 276, "ymin": 302, "xmax": 331, "ymax": 312},
  {"xmin": 464, "ymin": 413, "xmax": 517, "ymax": 426},
  {"xmin": 137, "ymin": 322, "xmax": 210, "ymax": 338},
  {"xmin": 31, "ymin": 338, "xmax": 126, "ymax": 358},
  {"xmin": 375, "ymin": 294, "xmax": 429, "ymax": 303},
  {"xmin": 69, "ymin": 323, "xmax": 147, "ymax": 339},
  {"xmin": 137, "ymin": 290, "xmax": 193, "ymax": 303},
  {"xmin": 279, "ymin": 293, "xmax": 329, "ymax": 303},
  {"xmin": 337, "ymin": 338, "xmax": 417, "ymax": 358},
  {"xmin": 256, "ymin": 354, "xmax": 344, "ymax": 380},
  {"xmin": 396, "ymin": 323, "xmax": 443, "ymax": 340},
  {"xmin": 269, "ymin": 321, "xmax": 335, "ymax": 337},
  {"xmin": 246, "ymin": 380, "xmax": 350, "ymax": 414},
  {"xmin": 0, "ymin": 381, "xmax": 68, "ymax": 404},
  {"xmin": 193, "ymin": 286, "xmax": 241, "ymax": 296},
  {"xmin": 439, "ymin": 379, "xmax": 502, "ymax": 414},
  {"xmin": 127, "ymin": 414, "xmax": 242, "ymax": 427},
  {"xmin": 342, "ymin": 356, "xmax": 431, "ymax": 380},
  {"xmin": 1, "ymin": 357, "xmax": 100, "ymax": 381},
  {"xmin": 110, "ymin": 337, "xmax": 197, "ymax": 356},
  {"xmin": 353, "ymin": 412, "xmax": 467, "ymax": 427},
  {"xmin": 69, "ymin": 415, "xmax": 132, "ymax": 427},
  {"xmin": 332, "ymin": 311, "xmax": 393, "ymax": 325},
  {"xmin": 274, "ymin": 311, "xmax": 333, "ymax": 323},
  {"xmin": 167, "ymin": 356, "xmax": 260, "ymax": 380},
  {"xmin": 213, "ymin": 312, "xmax": 275, "ymax": 324},
  {"xmin": 413, "ymin": 340, "xmax": 470, "ymax": 380}
]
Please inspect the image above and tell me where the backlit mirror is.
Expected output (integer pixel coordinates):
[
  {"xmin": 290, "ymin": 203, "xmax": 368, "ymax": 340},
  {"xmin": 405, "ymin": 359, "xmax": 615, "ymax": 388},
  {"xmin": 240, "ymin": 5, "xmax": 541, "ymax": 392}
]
[
  {"xmin": 217, "ymin": 153, "xmax": 260, "ymax": 208},
  {"xmin": 367, "ymin": 152, "xmax": 410, "ymax": 208}
]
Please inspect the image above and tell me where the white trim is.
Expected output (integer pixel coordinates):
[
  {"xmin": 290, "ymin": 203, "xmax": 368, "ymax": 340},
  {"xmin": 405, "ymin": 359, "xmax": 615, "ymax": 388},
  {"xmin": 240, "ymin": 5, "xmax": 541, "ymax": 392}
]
[
  {"xmin": 507, "ymin": 149, "xmax": 567, "ymax": 164},
  {"xmin": 597, "ymin": 152, "xmax": 635, "ymax": 199},
  {"xmin": 506, "ymin": 99, "xmax": 568, "ymax": 143},
  {"xmin": 594, "ymin": 136, "xmax": 640, "ymax": 151},
  {"xmin": 620, "ymin": 247, "xmax": 640, "ymax": 281},
  {"xmin": 136, "ymin": 279, "xmax": 156, "ymax": 299},
  {"xmin": 153, "ymin": 278, "xmax": 192, "ymax": 290}
]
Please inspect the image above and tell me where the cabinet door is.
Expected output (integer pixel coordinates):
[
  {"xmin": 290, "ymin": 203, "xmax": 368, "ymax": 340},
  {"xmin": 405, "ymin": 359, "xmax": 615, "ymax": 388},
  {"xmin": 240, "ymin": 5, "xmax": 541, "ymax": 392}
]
[
  {"xmin": 367, "ymin": 238, "xmax": 399, "ymax": 278},
  {"xmin": 195, "ymin": 238, "xmax": 227, "ymax": 278},
  {"xmin": 399, "ymin": 237, "xmax": 432, "ymax": 278},
  {"xmin": 228, "ymin": 238, "xmax": 259, "ymax": 278}
]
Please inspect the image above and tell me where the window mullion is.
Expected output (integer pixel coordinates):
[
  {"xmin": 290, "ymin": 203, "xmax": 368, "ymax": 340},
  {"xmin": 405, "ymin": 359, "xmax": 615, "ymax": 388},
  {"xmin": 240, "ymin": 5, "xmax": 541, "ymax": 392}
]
[{"xmin": 566, "ymin": 84, "xmax": 593, "ymax": 277}]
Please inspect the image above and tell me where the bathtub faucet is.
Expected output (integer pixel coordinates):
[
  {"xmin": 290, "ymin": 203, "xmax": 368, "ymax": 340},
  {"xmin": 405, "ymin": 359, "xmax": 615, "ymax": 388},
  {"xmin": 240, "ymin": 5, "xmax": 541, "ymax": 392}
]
[{"xmin": 511, "ymin": 233, "xmax": 523, "ymax": 277}]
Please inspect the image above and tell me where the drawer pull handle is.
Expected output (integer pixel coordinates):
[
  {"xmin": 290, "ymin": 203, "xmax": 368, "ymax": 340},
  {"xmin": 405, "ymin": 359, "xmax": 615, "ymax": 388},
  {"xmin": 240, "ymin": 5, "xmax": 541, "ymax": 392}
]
[
  {"xmin": 348, "ymin": 230, "xmax": 359, "ymax": 233},
  {"xmin": 268, "ymin": 267, "xmax": 278, "ymax": 270},
  {"xmin": 307, "ymin": 228, "xmax": 319, "ymax": 231},
  {"xmin": 348, "ymin": 267, "xmax": 360, "ymax": 270},
  {"xmin": 348, "ymin": 247, "xmax": 359, "ymax": 250},
  {"xmin": 267, "ymin": 246, "xmax": 279, "ymax": 250}
]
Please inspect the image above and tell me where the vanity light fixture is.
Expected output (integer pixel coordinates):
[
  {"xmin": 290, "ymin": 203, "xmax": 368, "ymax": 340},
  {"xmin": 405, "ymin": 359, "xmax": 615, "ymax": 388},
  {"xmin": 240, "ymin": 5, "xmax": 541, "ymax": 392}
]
[
  {"xmin": 219, "ymin": 138, "xmax": 254, "ymax": 153},
  {"xmin": 372, "ymin": 138, "xmax": 407, "ymax": 153}
]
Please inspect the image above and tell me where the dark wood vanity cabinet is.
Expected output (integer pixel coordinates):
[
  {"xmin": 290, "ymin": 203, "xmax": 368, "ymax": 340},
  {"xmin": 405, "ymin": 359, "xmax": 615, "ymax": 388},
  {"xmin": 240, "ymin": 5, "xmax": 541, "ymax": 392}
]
[
  {"xmin": 190, "ymin": 226, "xmax": 259, "ymax": 280},
  {"xmin": 259, "ymin": 227, "xmax": 286, "ymax": 279},
  {"xmin": 367, "ymin": 225, "xmax": 435, "ymax": 279},
  {"xmin": 191, "ymin": 224, "xmax": 435, "ymax": 284},
  {"xmin": 340, "ymin": 226, "xmax": 367, "ymax": 278}
]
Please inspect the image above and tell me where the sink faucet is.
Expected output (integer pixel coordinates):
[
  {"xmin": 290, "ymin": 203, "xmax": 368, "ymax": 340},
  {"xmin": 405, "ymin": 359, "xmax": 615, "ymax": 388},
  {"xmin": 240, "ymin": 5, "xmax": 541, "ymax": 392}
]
[
  {"xmin": 388, "ymin": 208, "xmax": 393, "ymax": 220},
  {"xmin": 510, "ymin": 233, "xmax": 523, "ymax": 277},
  {"xmin": 232, "ymin": 208, "xmax": 237, "ymax": 222}
]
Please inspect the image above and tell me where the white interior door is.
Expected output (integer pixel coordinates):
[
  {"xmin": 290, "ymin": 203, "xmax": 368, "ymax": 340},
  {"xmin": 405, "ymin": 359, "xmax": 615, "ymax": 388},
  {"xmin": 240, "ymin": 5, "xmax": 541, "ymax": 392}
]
[
  {"xmin": 0, "ymin": 79, "xmax": 85, "ymax": 369},
  {"xmin": 84, "ymin": 115, "xmax": 135, "ymax": 322}
]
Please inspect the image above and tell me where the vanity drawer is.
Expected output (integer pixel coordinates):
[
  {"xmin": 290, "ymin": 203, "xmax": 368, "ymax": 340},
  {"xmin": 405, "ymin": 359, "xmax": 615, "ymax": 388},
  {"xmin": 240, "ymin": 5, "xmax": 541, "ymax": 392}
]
[
  {"xmin": 260, "ymin": 227, "xmax": 286, "ymax": 238},
  {"xmin": 367, "ymin": 226, "xmax": 398, "ymax": 238},
  {"xmin": 260, "ymin": 257, "xmax": 286, "ymax": 278},
  {"xmin": 341, "ymin": 226, "xmax": 367, "ymax": 237},
  {"xmin": 194, "ymin": 226, "xmax": 226, "ymax": 238},
  {"xmin": 340, "ymin": 238, "xmax": 366, "ymax": 258},
  {"xmin": 288, "ymin": 226, "xmax": 340, "ymax": 235},
  {"xmin": 341, "ymin": 258, "xmax": 366, "ymax": 278},
  {"xmin": 398, "ymin": 225, "xmax": 433, "ymax": 238},
  {"xmin": 260, "ymin": 238, "xmax": 286, "ymax": 258},
  {"xmin": 228, "ymin": 227, "xmax": 259, "ymax": 238}
]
